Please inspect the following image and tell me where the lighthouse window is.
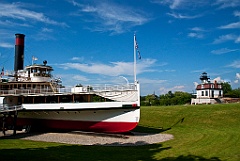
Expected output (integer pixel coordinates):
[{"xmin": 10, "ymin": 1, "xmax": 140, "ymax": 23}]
[
  {"xmin": 212, "ymin": 91, "xmax": 214, "ymax": 97},
  {"xmin": 219, "ymin": 91, "xmax": 222, "ymax": 96},
  {"xmin": 201, "ymin": 91, "xmax": 204, "ymax": 96},
  {"xmin": 205, "ymin": 91, "xmax": 208, "ymax": 96}
]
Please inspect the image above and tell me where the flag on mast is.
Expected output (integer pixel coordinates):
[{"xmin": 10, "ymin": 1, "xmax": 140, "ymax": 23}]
[
  {"xmin": 32, "ymin": 56, "xmax": 38, "ymax": 65},
  {"xmin": 133, "ymin": 34, "xmax": 142, "ymax": 83},
  {"xmin": 134, "ymin": 35, "xmax": 141, "ymax": 59},
  {"xmin": 138, "ymin": 50, "xmax": 141, "ymax": 59},
  {"xmin": 135, "ymin": 37, "xmax": 138, "ymax": 49},
  {"xmin": 1, "ymin": 67, "xmax": 4, "ymax": 76},
  {"xmin": 32, "ymin": 56, "xmax": 38, "ymax": 61}
]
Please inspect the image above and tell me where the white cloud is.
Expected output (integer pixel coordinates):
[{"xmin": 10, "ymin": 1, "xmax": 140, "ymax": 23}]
[
  {"xmin": 58, "ymin": 58, "xmax": 157, "ymax": 76},
  {"xmin": 152, "ymin": 0, "xmax": 240, "ymax": 13},
  {"xmin": 211, "ymin": 48, "xmax": 239, "ymax": 55},
  {"xmin": 33, "ymin": 32, "xmax": 55, "ymax": 41},
  {"xmin": 167, "ymin": 12, "xmax": 202, "ymax": 19},
  {"xmin": 55, "ymin": 74, "xmax": 90, "ymax": 87},
  {"xmin": 41, "ymin": 28, "xmax": 53, "ymax": 32},
  {"xmin": 234, "ymin": 11, "xmax": 240, "ymax": 17},
  {"xmin": 188, "ymin": 32, "xmax": 204, "ymax": 39},
  {"xmin": 72, "ymin": 75, "xmax": 89, "ymax": 82},
  {"xmin": 159, "ymin": 85, "xmax": 185, "ymax": 94},
  {"xmin": 236, "ymin": 73, "xmax": 240, "ymax": 79},
  {"xmin": 69, "ymin": 0, "xmax": 150, "ymax": 34},
  {"xmin": 218, "ymin": 10, "xmax": 240, "ymax": 29},
  {"xmin": 190, "ymin": 69, "xmax": 210, "ymax": 74},
  {"xmin": 233, "ymin": 73, "xmax": 240, "ymax": 84},
  {"xmin": 170, "ymin": 0, "xmax": 182, "ymax": 9},
  {"xmin": 219, "ymin": 22, "xmax": 240, "ymax": 29},
  {"xmin": 213, "ymin": 76, "xmax": 224, "ymax": 83},
  {"xmin": 214, "ymin": 0, "xmax": 240, "ymax": 9},
  {"xmin": 140, "ymin": 78, "xmax": 166, "ymax": 84},
  {"xmin": 0, "ymin": 20, "xmax": 30, "ymax": 27},
  {"xmin": 213, "ymin": 34, "xmax": 240, "ymax": 44},
  {"xmin": 151, "ymin": 0, "xmax": 208, "ymax": 10},
  {"xmin": 190, "ymin": 27, "xmax": 205, "ymax": 32},
  {"xmin": 227, "ymin": 60, "xmax": 240, "ymax": 68},
  {"xmin": 0, "ymin": 42, "xmax": 14, "ymax": 48},
  {"xmin": 236, "ymin": 36, "xmax": 240, "ymax": 43},
  {"xmin": 0, "ymin": 2, "xmax": 67, "ymax": 27},
  {"xmin": 188, "ymin": 27, "xmax": 205, "ymax": 39},
  {"xmin": 193, "ymin": 82, "xmax": 198, "ymax": 88},
  {"xmin": 164, "ymin": 69, "xmax": 176, "ymax": 72},
  {"xmin": 71, "ymin": 57, "xmax": 84, "ymax": 61}
]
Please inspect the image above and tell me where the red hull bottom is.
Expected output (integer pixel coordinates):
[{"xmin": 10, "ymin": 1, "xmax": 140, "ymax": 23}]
[{"xmin": 16, "ymin": 118, "xmax": 138, "ymax": 133}]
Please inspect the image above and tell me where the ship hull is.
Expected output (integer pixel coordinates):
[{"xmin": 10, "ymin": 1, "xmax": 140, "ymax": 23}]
[
  {"xmin": 17, "ymin": 104, "xmax": 140, "ymax": 133},
  {"xmin": 17, "ymin": 118, "xmax": 138, "ymax": 133}
]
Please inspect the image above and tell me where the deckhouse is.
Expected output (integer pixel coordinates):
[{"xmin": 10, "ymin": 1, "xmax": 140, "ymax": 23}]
[{"xmin": 191, "ymin": 72, "xmax": 223, "ymax": 105}]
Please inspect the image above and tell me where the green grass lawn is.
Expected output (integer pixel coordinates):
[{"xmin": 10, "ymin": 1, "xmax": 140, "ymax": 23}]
[{"xmin": 0, "ymin": 104, "xmax": 240, "ymax": 161}]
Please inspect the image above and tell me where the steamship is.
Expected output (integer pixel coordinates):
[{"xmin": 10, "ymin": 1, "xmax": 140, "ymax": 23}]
[{"xmin": 0, "ymin": 34, "xmax": 140, "ymax": 133}]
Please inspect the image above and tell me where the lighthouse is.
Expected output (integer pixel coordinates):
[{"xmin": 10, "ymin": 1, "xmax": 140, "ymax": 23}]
[
  {"xmin": 199, "ymin": 72, "xmax": 210, "ymax": 83},
  {"xmin": 191, "ymin": 72, "xmax": 223, "ymax": 105}
]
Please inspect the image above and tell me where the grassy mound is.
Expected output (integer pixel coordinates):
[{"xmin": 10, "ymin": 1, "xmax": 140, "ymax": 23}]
[
  {"xmin": 136, "ymin": 104, "xmax": 240, "ymax": 160},
  {"xmin": 0, "ymin": 103, "xmax": 239, "ymax": 161}
]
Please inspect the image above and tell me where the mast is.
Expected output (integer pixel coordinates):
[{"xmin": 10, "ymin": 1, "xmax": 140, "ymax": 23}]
[
  {"xmin": 133, "ymin": 34, "xmax": 137, "ymax": 83},
  {"xmin": 133, "ymin": 34, "xmax": 140, "ymax": 106}
]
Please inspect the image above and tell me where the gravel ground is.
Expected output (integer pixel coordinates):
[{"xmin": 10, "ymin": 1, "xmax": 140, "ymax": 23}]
[{"xmin": 0, "ymin": 130, "xmax": 173, "ymax": 146}]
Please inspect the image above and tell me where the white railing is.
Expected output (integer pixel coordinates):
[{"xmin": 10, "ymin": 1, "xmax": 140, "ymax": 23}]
[
  {"xmin": 96, "ymin": 90, "xmax": 138, "ymax": 102},
  {"xmin": 0, "ymin": 105, "xmax": 23, "ymax": 113},
  {"xmin": 0, "ymin": 83, "xmax": 137, "ymax": 96},
  {"xmin": 0, "ymin": 88, "xmax": 56, "ymax": 95},
  {"xmin": 92, "ymin": 83, "xmax": 136, "ymax": 92}
]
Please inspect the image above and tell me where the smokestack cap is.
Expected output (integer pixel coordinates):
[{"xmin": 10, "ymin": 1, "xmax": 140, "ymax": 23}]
[{"xmin": 15, "ymin": 33, "xmax": 25, "ymax": 37}]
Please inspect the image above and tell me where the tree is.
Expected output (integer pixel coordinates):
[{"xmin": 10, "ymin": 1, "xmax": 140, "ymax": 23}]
[
  {"xmin": 166, "ymin": 91, "xmax": 174, "ymax": 98},
  {"xmin": 226, "ymin": 88, "xmax": 240, "ymax": 98},
  {"xmin": 158, "ymin": 91, "xmax": 192, "ymax": 106},
  {"xmin": 174, "ymin": 91, "xmax": 192, "ymax": 105},
  {"xmin": 145, "ymin": 94, "xmax": 158, "ymax": 106},
  {"xmin": 221, "ymin": 82, "xmax": 232, "ymax": 96}
]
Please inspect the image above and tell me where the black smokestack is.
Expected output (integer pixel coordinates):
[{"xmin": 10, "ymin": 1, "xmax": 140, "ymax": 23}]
[{"xmin": 14, "ymin": 33, "xmax": 25, "ymax": 71}]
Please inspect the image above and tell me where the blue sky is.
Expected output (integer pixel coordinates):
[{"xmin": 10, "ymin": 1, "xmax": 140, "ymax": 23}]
[{"xmin": 0, "ymin": 0, "xmax": 239, "ymax": 95}]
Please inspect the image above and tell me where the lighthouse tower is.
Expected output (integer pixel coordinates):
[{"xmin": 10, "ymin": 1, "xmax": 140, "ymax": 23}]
[
  {"xmin": 191, "ymin": 72, "xmax": 223, "ymax": 105},
  {"xmin": 199, "ymin": 72, "xmax": 210, "ymax": 84}
]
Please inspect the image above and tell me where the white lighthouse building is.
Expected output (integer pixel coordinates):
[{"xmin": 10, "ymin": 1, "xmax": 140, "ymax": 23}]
[{"xmin": 191, "ymin": 72, "xmax": 223, "ymax": 105}]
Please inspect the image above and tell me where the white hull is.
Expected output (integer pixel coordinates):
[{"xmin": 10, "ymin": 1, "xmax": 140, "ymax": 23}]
[{"xmin": 16, "ymin": 102, "xmax": 140, "ymax": 133}]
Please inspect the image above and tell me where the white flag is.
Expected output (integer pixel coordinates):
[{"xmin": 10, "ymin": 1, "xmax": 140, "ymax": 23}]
[{"xmin": 32, "ymin": 56, "xmax": 38, "ymax": 61}]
